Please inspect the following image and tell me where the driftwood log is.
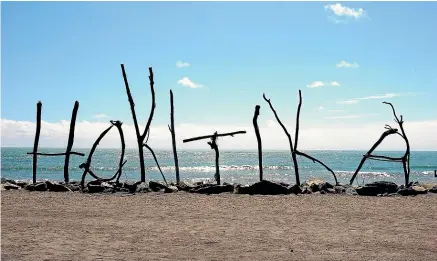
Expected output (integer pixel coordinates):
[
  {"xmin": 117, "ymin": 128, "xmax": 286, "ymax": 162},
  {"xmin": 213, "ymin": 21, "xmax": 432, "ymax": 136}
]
[
  {"xmin": 28, "ymin": 101, "xmax": 84, "ymax": 184},
  {"xmin": 263, "ymin": 90, "xmax": 338, "ymax": 185},
  {"xmin": 169, "ymin": 90, "xmax": 180, "ymax": 184},
  {"xmin": 253, "ymin": 105, "xmax": 263, "ymax": 181},
  {"xmin": 121, "ymin": 65, "xmax": 156, "ymax": 182},
  {"xmin": 80, "ymin": 120, "xmax": 126, "ymax": 189},
  {"xmin": 349, "ymin": 102, "xmax": 411, "ymax": 186},
  {"xmin": 183, "ymin": 131, "xmax": 246, "ymax": 185}
]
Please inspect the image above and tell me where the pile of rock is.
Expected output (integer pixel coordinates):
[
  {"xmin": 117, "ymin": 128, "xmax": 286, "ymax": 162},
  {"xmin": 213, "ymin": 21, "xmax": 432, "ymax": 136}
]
[{"xmin": 2, "ymin": 177, "xmax": 436, "ymax": 197}]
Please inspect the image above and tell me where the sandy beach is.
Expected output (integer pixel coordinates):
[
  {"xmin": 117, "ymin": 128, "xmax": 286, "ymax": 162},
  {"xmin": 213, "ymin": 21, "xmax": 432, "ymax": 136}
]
[{"xmin": 1, "ymin": 191, "xmax": 437, "ymax": 261}]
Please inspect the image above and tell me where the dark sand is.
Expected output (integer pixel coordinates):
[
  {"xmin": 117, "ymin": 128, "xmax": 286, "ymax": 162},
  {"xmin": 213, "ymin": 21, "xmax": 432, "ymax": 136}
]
[{"xmin": 2, "ymin": 191, "xmax": 437, "ymax": 261}]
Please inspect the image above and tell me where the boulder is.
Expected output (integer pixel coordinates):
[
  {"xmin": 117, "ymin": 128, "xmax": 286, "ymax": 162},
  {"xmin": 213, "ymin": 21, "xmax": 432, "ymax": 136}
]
[
  {"xmin": 345, "ymin": 187, "xmax": 358, "ymax": 195},
  {"xmin": 1, "ymin": 178, "xmax": 17, "ymax": 184},
  {"xmin": 428, "ymin": 186, "xmax": 437, "ymax": 194},
  {"xmin": 87, "ymin": 182, "xmax": 113, "ymax": 193},
  {"xmin": 287, "ymin": 184, "xmax": 302, "ymax": 195},
  {"xmin": 48, "ymin": 183, "xmax": 72, "ymax": 192},
  {"xmin": 191, "ymin": 184, "xmax": 233, "ymax": 194},
  {"xmin": 149, "ymin": 181, "xmax": 168, "ymax": 192},
  {"xmin": 2, "ymin": 182, "xmax": 21, "ymax": 190},
  {"xmin": 15, "ymin": 181, "xmax": 29, "ymax": 188},
  {"xmin": 355, "ymin": 181, "xmax": 398, "ymax": 196},
  {"xmin": 398, "ymin": 185, "xmax": 427, "ymax": 196},
  {"xmin": 302, "ymin": 180, "xmax": 324, "ymax": 193},
  {"xmin": 25, "ymin": 182, "xmax": 48, "ymax": 192},
  {"xmin": 164, "ymin": 186, "xmax": 179, "ymax": 193},
  {"xmin": 334, "ymin": 185, "xmax": 346, "ymax": 194},
  {"xmin": 241, "ymin": 180, "xmax": 289, "ymax": 195},
  {"xmin": 301, "ymin": 186, "xmax": 312, "ymax": 194},
  {"xmin": 65, "ymin": 183, "xmax": 81, "ymax": 192},
  {"xmin": 175, "ymin": 181, "xmax": 194, "ymax": 192},
  {"xmin": 233, "ymin": 184, "xmax": 251, "ymax": 194}
]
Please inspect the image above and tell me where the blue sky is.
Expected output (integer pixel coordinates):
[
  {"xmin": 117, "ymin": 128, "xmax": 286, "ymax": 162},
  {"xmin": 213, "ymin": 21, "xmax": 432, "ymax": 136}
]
[{"xmin": 1, "ymin": 2, "xmax": 437, "ymax": 150}]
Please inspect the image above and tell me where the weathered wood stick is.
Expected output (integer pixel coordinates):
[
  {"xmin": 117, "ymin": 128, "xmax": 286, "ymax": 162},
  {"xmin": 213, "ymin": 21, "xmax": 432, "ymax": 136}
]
[
  {"xmin": 32, "ymin": 101, "xmax": 42, "ymax": 184},
  {"xmin": 263, "ymin": 93, "xmax": 300, "ymax": 185},
  {"xmin": 144, "ymin": 143, "xmax": 168, "ymax": 185},
  {"xmin": 27, "ymin": 152, "xmax": 85, "ymax": 156},
  {"xmin": 349, "ymin": 128, "xmax": 398, "ymax": 185},
  {"xmin": 169, "ymin": 90, "xmax": 180, "ymax": 184},
  {"xmin": 121, "ymin": 64, "xmax": 146, "ymax": 182},
  {"xmin": 253, "ymin": 105, "xmax": 263, "ymax": 181},
  {"xmin": 295, "ymin": 151, "xmax": 338, "ymax": 185},
  {"xmin": 183, "ymin": 131, "xmax": 246, "ymax": 143},
  {"xmin": 64, "ymin": 101, "xmax": 79, "ymax": 183}
]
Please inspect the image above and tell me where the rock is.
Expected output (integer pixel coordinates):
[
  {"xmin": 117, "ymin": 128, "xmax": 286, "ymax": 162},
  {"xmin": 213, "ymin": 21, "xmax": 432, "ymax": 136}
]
[
  {"xmin": 243, "ymin": 180, "xmax": 289, "ymax": 195},
  {"xmin": 301, "ymin": 186, "xmax": 312, "ymax": 194},
  {"xmin": 287, "ymin": 184, "xmax": 302, "ymax": 194},
  {"xmin": 398, "ymin": 185, "xmax": 428, "ymax": 196},
  {"xmin": 191, "ymin": 184, "xmax": 233, "ymax": 194},
  {"xmin": 319, "ymin": 182, "xmax": 334, "ymax": 192},
  {"xmin": 149, "ymin": 181, "xmax": 168, "ymax": 192},
  {"xmin": 48, "ymin": 183, "xmax": 72, "ymax": 192},
  {"xmin": 412, "ymin": 185, "xmax": 428, "ymax": 194},
  {"xmin": 302, "ymin": 180, "xmax": 324, "ymax": 193},
  {"xmin": 1, "ymin": 178, "xmax": 17, "ymax": 184},
  {"xmin": 325, "ymin": 188, "xmax": 336, "ymax": 194},
  {"xmin": 164, "ymin": 186, "xmax": 179, "ymax": 193},
  {"xmin": 65, "ymin": 183, "xmax": 81, "ymax": 192},
  {"xmin": 2, "ymin": 182, "xmax": 21, "ymax": 190},
  {"xmin": 87, "ymin": 182, "xmax": 113, "ymax": 193},
  {"xmin": 34, "ymin": 182, "xmax": 48, "ymax": 191},
  {"xmin": 355, "ymin": 181, "xmax": 398, "ymax": 196},
  {"xmin": 345, "ymin": 187, "xmax": 358, "ymax": 195},
  {"xmin": 233, "ymin": 184, "xmax": 250, "ymax": 194},
  {"xmin": 334, "ymin": 186, "xmax": 346, "ymax": 194},
  {"xmin": 428, "ymin": 186, "xmax": 437, "ymax": 193},
  {"xmin": 15, "ymin": 180, "xmax": 29, "ymax": 188},
  {"xmin": 175, "ymin": 181, "xmax": 194, "ymax": 192}
]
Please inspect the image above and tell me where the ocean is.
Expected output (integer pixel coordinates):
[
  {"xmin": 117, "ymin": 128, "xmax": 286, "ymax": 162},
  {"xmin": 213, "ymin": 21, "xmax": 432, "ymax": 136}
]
[{"xmin": 1, "ymin": 148, "xmax": 436, "ymax": 185}]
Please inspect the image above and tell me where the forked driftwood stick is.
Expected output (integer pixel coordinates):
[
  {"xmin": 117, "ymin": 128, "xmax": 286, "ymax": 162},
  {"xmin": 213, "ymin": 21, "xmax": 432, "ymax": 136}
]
[
  {"xmin": 263, "ymin": 93, "xmax": 300, "ymax": 185},
  {"xmin": 64, "ymin": 101, "xmax": 79, "ymax": 183},
  {"xmin": 144, "ymin": 143, "xmax": 168, "ymax": 185},
  {"xmin": 183, "ymin": 131, "xmax": 246, "ymax": 185},
  {"xmin": 121, "ymin": 65, "xmax": 156, "ymax": 182},
  {"xmin": 169, "ymin": 90, "xmax": 180, "ymax": 184},
  {"xmin": 253, "ymin": 105, "xmax": 263, "ymax": 181}
]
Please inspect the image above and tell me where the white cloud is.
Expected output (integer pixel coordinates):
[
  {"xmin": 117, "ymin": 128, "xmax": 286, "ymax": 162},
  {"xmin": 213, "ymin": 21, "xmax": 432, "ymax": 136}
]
[
  {"xmin": 307, "ymin": 81, "xmax": 325, "ymax": 88},
  {"xmin": 93, "ymin": 113, "xmax": 109, "ymax": 119},
  {"xmin": 337, "ymin": 93, "xmax": 402, "ymax": 105},
  {"xmin": 330, "ymin": 81, "xmax": 341, "ymax": 87},
  {"xmin": 318, "ymin": 106, "xmax": 325, "ymax": 111},
  {"xmin": 324, "ymin": 113, "xmax": 379, "ymax": 120},
  {"xmin": 336, "ymin": 60, "xmax": 360, "ymax": 69},
  {"xmin": 307, "ymin": 81, "xmax": 340, "ymax": 88},
  {"xmin": 176, "ymin": 61, "xmax": 190, "ymax": 68},
  {"xmin": 2, "ymin": 118, "xmax": 437, "ymax": 150},
  {"xmin": 356, "ymin": 93, "xmax": 399, "ymax": 100},
  {"xmin": 324, "ymin": 3, "xmax": 366, "ymax": 19},
  {"xmin": 337, "ymin": 99, "xmax": 359, "ymax": 105},
  {"xmin": 328, "ymin": 110, "xmax": 346, "ymax": 113},
  {"xmin": 177, "ymin": 77, "xmax": 203, "ymax": 89}
]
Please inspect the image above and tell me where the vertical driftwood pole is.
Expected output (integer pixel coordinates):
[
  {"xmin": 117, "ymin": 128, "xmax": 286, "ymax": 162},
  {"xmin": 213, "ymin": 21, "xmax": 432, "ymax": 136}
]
[
  {"xmin": 208, "ymin": 133, "xmax": 220, "ymax": 185},
  {"xmin": 32, "ymin": 101, "xmax": 42, "ymax": 184},
  {"xmin": 64, "ymin": 101, "xmax": 79, "ymax": 183},
  {"xmin": 169, "ymin": 90, "xmax": 180, "ymax": 184},
  {"xmin": 253, "ymin": 105, "xmax": 263, "ymax": 181},
  {"xmin": 121, "ymin": 64, "xmax": 146, "ymax": 182}
]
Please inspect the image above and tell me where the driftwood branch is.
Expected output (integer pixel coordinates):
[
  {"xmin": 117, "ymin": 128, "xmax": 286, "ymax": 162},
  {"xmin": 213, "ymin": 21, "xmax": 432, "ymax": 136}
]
[
  {"xmin": 294, "ymin": 90, "xmax": 302, "ymax": 151},
  {"xmin": 253, "ymin": 105, "xmax": 263, "ymax": 181},
  {"xmin": 121, "ymin": 64, "xmax": 146, "ymax": 182},
  {"xmin": 365, "ymin": 154, "xmax": 403, "ymax": 162},
  {"xmin": 64, "ymin": 101, "xmax": 79, "ymax": 183},
  {"xmin": 121, "ymin": 65, "xmax": 156, "ymax": 182},
  {"xmin": 32, "ymin": 101, "xmax": 42, "ymax": 184},
  {"xmin": 143, "ymin": 143, "xmax": 168, "ymax": 185},
  {"xmin": 263, "ymin": 93, "xmax": 300, "ymax": 185},
  {"xmin": 27, "ymin": 152, "xmax": 85, "ymax": 156},
  {"xmin": 184, "ymin": 131, "xmax": 246, "ymax": 185},
  {"xmin": 349, "ymin": 128, "xmax": 398, "ymax": 185},
  {"xmin": 295, "ymin": 151, "xmax": 338, "ymax": 185},
  {"xmin": 80, "ymin": 121, "xmax": 126, "ymax": 189},
  {"xmin": 183, "ymin": 131, "xmax": 246, "ymax": 143},
  {"xmin": 169, "ymin": 90, "xmax": 180, "ymax": 184}
]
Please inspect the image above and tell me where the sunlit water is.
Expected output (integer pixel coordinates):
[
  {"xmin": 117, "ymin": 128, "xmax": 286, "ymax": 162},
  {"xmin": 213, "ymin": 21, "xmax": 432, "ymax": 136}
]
[{"xmin": 1, "ymin": 148, "xmax": 436, "ymax": 185}]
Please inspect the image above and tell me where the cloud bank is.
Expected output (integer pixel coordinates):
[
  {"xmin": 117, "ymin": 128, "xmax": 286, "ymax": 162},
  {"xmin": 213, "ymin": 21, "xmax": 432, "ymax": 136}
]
[{"xmin": 2, "ymin": 118, "xmax": 436, "ymax": 151}]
